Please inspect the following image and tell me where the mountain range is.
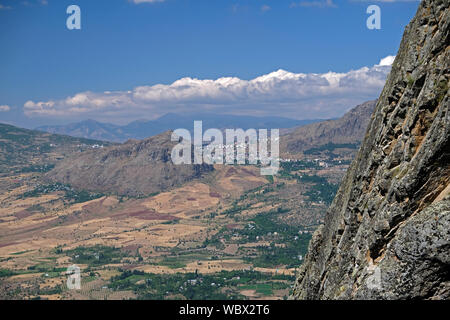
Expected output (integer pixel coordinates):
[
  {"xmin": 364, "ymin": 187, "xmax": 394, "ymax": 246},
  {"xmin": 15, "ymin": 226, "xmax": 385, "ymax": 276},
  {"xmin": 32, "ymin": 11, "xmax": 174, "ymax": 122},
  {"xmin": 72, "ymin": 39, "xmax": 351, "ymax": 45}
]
[
  {"xmin": 37, "ymin": 113, "xmax": 323, "ymax": 143},
  {"xmin": 1, "ymin": 98, "xmax": 375, "ymax": 196},
  {"xmin": 42, "ymin": 99, "xmax": 379, "ymax": 197}
]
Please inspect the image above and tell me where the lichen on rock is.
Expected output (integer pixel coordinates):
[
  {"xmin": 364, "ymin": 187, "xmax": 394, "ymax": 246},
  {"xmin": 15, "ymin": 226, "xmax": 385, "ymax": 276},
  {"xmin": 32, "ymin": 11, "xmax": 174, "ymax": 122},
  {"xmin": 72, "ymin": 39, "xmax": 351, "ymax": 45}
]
[{"xmin": 292, "ymin": 0, "xmax": 450, "ymax": 300}]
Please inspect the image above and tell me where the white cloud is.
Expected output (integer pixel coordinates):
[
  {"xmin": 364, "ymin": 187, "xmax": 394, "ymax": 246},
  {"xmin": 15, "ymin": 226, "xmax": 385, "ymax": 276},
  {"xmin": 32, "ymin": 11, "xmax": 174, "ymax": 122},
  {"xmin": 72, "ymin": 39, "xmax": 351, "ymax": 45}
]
[
  {"xmin": 377, "ymin": 55, "xmax": 396, "ymax": 66},
  {"xmin": 0, "ymin": 4, "xmax": 12, "ymax": 10},
  {"xmin": 24, "ymin": 56, "xmax": 395, "ymax": 122},
  {"xmin": 0, "ymin": 105, "xmax": 11, "ymax": 112}
]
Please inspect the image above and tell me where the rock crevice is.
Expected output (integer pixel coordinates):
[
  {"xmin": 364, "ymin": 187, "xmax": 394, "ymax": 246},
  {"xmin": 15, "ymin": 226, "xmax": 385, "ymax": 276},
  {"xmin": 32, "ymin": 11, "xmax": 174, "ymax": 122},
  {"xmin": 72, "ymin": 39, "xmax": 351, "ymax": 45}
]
[{"xmin": 292, "ymin": 0, "xmax": 449, "ymax": 300}]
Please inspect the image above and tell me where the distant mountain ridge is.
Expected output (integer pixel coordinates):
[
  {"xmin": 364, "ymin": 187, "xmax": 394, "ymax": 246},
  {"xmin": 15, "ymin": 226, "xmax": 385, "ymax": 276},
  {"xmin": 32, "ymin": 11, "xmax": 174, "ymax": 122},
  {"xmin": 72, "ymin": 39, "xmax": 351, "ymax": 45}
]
[
  {"xmin": 281, "ymin": 100, "xmax": 377, "ymax": 154},
  {"xmin": 37, "ymin": 120, "xmax": 122, "ymax": 142},
  {"xmin": 37, "ymin": 113, "xmax": 323, "ymax": 143},
  {"xmin": 0, "ymin": 122, "xmax": 114, "ymax": 174}
]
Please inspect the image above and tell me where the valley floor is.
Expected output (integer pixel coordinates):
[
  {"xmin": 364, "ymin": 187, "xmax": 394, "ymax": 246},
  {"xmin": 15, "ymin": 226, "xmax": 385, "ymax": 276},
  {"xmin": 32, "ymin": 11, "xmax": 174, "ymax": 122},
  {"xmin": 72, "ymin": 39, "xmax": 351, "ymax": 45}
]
[{"xmin": 0, "ymin": 148, "xmax": 354, "ymax": 300}]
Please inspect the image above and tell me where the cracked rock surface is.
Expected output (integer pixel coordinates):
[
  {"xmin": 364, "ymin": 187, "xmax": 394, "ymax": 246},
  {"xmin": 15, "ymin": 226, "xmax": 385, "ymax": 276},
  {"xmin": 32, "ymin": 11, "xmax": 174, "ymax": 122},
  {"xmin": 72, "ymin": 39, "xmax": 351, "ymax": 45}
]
[{"xmin": 292, "ymin": 0, "xmax": 449, "ymax": 300}]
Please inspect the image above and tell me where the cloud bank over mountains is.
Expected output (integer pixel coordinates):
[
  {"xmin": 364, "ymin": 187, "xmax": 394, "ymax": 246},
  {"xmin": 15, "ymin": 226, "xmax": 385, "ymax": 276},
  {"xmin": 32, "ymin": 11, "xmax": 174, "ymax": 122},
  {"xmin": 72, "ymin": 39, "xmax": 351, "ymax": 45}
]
[{"xmin": 23, "ymin": 56, "xmax": 394, "ymax": 123}]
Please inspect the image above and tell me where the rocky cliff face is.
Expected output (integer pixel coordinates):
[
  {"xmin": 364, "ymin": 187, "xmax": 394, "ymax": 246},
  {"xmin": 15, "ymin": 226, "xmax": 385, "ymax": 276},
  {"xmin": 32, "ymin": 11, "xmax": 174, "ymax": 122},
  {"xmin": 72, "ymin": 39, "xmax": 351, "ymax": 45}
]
[
  {"xmin": 292, "ymin": 0, "xmax": 449, "ymax": 300},
  {"xmin": 47, "ymin": 131, "xmax": 213, "ymax": 197}
]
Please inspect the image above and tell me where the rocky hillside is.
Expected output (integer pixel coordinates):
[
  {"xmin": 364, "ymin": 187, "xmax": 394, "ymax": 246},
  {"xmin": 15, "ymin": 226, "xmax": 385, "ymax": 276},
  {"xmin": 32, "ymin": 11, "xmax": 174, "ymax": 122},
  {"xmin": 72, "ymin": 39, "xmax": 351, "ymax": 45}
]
[
  {"xmin": 292, "ymin": 0, "xmax": 449, "ymax": 300},
  {"xmin": 281, "ymin": 100, "xmax": 376, "ymax": 155},
  {"xmin": 46, "ymin": 131, "xmax": 213, "ymax": 197},
  {"xmin": 0, "ymin": 123, "xmax": 113, "ymax": 175}
]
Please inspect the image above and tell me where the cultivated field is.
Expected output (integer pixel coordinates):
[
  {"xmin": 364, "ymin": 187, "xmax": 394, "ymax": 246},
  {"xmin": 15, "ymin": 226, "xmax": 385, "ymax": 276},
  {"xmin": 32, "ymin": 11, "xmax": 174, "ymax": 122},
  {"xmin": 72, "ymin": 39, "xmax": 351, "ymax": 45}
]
[{"xmin": 0, "ymin": 155, "xmax": 349, "ymax": 299}]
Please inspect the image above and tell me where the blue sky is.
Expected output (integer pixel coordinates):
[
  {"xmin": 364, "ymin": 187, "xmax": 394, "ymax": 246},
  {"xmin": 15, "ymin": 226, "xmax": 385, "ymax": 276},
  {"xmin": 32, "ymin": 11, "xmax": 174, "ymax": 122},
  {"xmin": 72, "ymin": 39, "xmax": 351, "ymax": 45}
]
[{"xmin": 0, "ymin": 0, "xmax": 421, "ymax": 127}]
